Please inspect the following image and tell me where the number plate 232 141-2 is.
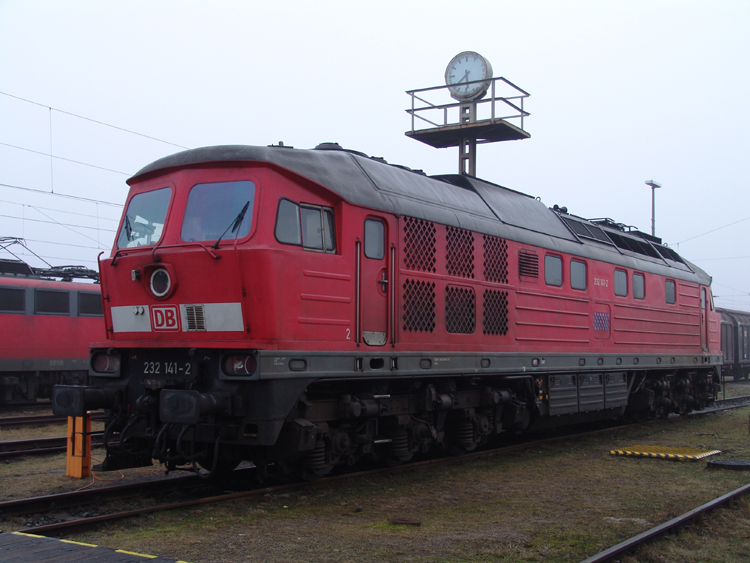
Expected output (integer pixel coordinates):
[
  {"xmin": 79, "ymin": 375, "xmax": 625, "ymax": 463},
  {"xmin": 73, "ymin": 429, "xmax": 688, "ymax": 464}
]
[{"xmin": 142, "ymin": 361, "xmax": 193, "ymax": 377}]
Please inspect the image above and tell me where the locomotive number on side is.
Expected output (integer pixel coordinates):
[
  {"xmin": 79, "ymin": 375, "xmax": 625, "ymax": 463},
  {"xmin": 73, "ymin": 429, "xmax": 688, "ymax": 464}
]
[
  {"xmin": 143, "ymin": 361, "xmax": 192, "ymax": 375},
  {"xmin": 593, "ymin": 277, "xmax": 609, "ymax": 287}
]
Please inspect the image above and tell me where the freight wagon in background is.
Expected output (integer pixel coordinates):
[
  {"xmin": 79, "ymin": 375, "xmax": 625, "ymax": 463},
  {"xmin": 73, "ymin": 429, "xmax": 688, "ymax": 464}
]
[
  {"xmin": 718, "ymin": 308, "xmax": 750, "ymax": 381},
  {"xmin": 53, "ymin": 143, "xmax": 722, "ymax": 478},
  {"xmin": 0, "ymin": 257, "xmax": 102, "ymax": 404}
]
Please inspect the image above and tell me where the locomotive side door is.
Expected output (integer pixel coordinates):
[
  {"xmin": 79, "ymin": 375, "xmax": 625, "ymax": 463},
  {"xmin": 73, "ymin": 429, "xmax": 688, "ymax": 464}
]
[{"xmin": 359, "ymin": 217, "xmax": 389, "ymax": 346}]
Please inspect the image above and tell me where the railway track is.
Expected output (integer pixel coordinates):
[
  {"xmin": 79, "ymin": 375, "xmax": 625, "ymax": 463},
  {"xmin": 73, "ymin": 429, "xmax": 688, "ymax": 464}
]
[
  {"xmin": 0, "ymin": 433, "xmax": 105, "ymax": 460},
  {"xmin": 3, "ymin": 395, "xmax": 747, "ymax": 537},
  {"xmin": 0, "ymin": 414, "xmax": 68, "ymax": 428},
  {"xmin": 0, "ymin": 411, "xmax": 105, "ymax": 428},
  {"xmin": 580, "ymin": 482, "xmax": 750, "ymax": 563}
]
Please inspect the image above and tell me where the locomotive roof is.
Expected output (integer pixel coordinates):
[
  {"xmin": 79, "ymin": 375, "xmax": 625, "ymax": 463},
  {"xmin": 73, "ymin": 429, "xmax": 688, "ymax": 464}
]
[{"xmin": 130, "ymin": 144, "xmax": 711, "ymax": 285}]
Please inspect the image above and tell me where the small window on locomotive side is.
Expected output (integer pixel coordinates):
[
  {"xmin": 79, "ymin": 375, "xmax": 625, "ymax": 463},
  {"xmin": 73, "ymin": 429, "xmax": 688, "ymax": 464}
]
[
  {"xmin": 301, "ymin": 204, "xmax": 337, "ymax": 253},
  {"xmin": 633, "ymin": 273, "xmax": 645, "ymax": 300},
  {"xmin": 275, "ymin": 198, "xmax": 336, "ymax": 253},
  {"xmin": 275, "ymin": 199, "xmax": 302, "ymax": 245},
  {"xmin": 79, "ymin": 292, "xmax": 103, "ymax": 316},
  {"xmin": 0, "ymin": 287, "xmax": 25, "ymax": 313},
  {"xmin": 0, "ymin": 287, "xmax": 26, "ymax": 313},
  {"xmin": 614, "ymin": 269, "xmax": 627, "ymax": 297},
  {"xmin": 544, "ymin": 255, "xmax": 563, "ymax": 287},
  {"xmin": 323, "ymin": 209, "xmax": 336, "ymax": 252},
  {"xmin": 364, "ymin": 219, "xmax": 385, "ymax": 260},
  {"xmin": 35, "ymin": 289, "xmax": 69, "ymax": 315},
  {"xmin": 300, "ymin": 206, "xmax": 324, "ymax": 250},
  {"xmin": 570, "ymin": 260, "xmax": 586, "ymax": 291},
  {"xmin": 665, "ymin": 279, "xmax": 676, "ymax": 304}
]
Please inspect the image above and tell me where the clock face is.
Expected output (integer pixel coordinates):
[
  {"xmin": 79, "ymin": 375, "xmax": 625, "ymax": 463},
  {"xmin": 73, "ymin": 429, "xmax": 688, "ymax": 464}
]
[{"xmin": 445, "ymin": 52, "xmax": 493, "ymax": 100}]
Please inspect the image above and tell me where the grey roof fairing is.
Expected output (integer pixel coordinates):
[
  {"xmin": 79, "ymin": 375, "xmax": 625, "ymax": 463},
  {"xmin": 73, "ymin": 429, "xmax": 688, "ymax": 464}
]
[{"xmin": 128, "ymin": 144, "xmax": 712, "ymax": 285}]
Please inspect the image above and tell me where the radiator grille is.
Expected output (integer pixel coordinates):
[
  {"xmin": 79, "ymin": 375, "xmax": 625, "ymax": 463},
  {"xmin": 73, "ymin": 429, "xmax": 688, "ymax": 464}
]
[
  {"xmin": 445, "ymin": 285, "xmax": 476, "ymax": 334},
  {"xmin": 483, "ymin": 235, "xmax": 508, "ymax": 284},
  {"xmin": 446, "ymin": 227, "xmax": 475, "ymax": 279},
  {"xmin": 402, "ymin": 279, "xmax": 436, "ymax": 332},
  {"xmin": 483, "ymin": 289, "xmax": 509, "ymax": 336},
  {"xmin": 403, "ymin": 217, "xmax": 436, "ymax": 273}
]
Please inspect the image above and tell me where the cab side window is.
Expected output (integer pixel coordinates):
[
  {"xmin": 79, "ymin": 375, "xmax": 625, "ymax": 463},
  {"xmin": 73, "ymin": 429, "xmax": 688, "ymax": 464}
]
[
  {"xmin": 665, "ymin": 280, "xmax": 676, "ymax": 304},
  {"xmin": 633, "ymin": 273, "xmax": 645, "ymax": 299},
  {"xmin": 614, "ymin": 269, "xmax": 627, "ymax": 296},
  {"xmin": 544, "ymin": 255, "xmax": 562, "ymax": 286},
  {"xmin": 275, "ymin": 199, "xmax": 336, "ymax": 252},
  {"xmin": 570, "ymin": 260, "xmax": 586, "ymax": 290},
  {"xmin": 364, "ymin": 219, "xmax": 385, "ymax": 259}
]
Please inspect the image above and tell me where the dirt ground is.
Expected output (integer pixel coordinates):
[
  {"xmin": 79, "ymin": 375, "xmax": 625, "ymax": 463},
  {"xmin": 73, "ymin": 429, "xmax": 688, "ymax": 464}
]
[{"xmin": 1, "ymin": 383, "xmax": 750, "ymax": 562}]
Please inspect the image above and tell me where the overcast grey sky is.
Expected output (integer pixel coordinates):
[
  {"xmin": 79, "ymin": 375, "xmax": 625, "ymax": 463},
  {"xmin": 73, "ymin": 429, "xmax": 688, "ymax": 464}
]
[{"xmin": 1, "ymin": 0, "xmax": 749, "ymax": 307}]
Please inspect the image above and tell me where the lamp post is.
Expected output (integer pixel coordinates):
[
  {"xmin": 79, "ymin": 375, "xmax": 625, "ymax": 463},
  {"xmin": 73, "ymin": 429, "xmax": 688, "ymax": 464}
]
[{"xmin": 646, "ymin": 180, "xmax": 662, "ymax": 237}]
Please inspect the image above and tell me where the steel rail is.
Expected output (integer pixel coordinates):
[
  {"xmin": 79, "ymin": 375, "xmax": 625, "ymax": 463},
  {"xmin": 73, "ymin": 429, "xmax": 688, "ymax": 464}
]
[
  {"xmin": 0, "ymin": 433, "xmax": 105, "ymax": 460},
  {"xmin": 580, "ymin": 482, "xmax": 750, "ymax": 563},
  {"xmin": 0, "ymin": 473, "xmax": 200, "ymax": 517},
  {"xmin": 0, "ymin": 414, "xmax": 69, "ymax": 427},
  {"xmin": 0, "ymin": 411, "xmax": 106, "ymax": 428}
]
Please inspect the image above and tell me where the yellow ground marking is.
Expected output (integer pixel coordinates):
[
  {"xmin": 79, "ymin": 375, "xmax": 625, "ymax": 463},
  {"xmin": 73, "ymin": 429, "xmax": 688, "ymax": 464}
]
[{"xmin": 610, "ymin": 444, "xmax": 721, "ymax": 461}]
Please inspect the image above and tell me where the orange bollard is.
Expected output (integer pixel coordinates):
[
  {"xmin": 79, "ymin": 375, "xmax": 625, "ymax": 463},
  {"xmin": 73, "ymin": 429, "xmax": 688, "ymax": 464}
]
[{"xmin": 66, "ymin": 413, "xmax": 92, "ymax": 478}]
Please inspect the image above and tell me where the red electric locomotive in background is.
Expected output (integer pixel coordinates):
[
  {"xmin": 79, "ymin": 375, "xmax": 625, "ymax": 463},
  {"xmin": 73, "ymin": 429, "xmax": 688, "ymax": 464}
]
[
  {"xmin": 53, "ymin": 143, "xmax": 722, "ymax": 476},
  {"xmin": 1, "ymin": 255, "xmax": 102, "ymax": 404}
]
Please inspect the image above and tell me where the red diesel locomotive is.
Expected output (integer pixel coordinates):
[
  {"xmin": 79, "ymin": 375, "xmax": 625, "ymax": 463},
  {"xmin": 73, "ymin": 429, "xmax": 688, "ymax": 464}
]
[
  {"xmin": 1, "ymin": 258, "xmax": 102, "ymax": 404},
  {"xmin": 53, "ymin": 143, "xmax": 722, "ymax": 476}
]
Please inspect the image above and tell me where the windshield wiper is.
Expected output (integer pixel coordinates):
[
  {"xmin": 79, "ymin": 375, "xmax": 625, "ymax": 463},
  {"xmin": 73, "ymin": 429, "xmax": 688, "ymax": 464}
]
[
  {"xmin": 212, "ymin": 201, "xmax": 250, "ymax": 250},
  {"xmin": 124, "ymin": 215, "xmax": 134, "ymax": 241}
]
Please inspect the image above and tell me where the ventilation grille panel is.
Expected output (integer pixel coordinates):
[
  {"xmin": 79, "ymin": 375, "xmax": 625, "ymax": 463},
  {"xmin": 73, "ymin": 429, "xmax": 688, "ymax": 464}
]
[
  {"xmin": 483, "ymin": 289, "xmax": 509, "ymax": 336},
  {"xmin": 445, "ymin": 285, "xmax": 476, "ymax": 334},
  {"xmin": 403, "ymin": 217, "xmax": 436, "ymax": 273},
  {"xmin": 402, "ymin": 279, "xmax": 436, "ymax": 332},
  {"xmin": 483, "ymin": 235, "xmax": 508, "ymax": 284},
  {"xmin": 446, "ymin": 227, "xmax": 475, "ymax": 279},
  {"xmin": 185, "ymin": 305, "xmax": 206, "ymax": 331},
  {"xmin": 518, "ymin": 250, "xmax": 539, "ymax": 278}
]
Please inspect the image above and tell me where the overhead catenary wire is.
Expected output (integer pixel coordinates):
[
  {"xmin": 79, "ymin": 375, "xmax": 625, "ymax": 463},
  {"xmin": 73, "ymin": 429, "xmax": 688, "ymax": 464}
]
[
  {"xmin": 676, "ymin": 216, "xmax": 750, "ymax": 245},
  {"xmin": 0, "ymin": 198, "xmax": 121, "ymax": 222},
  {"xmin": 0, "ymin": 213, "xmax": 116, "ymax": 233},
  {"xmin": 0, "ymin": 91, "xmax": 190, "ymax": 150},
  {"xmin": 0, "ymin": 182, "xmax": 123, "ymax": 207},
  {"xmin": 0, "ymin": 141, "xmax": 131, "ymax": 175}
]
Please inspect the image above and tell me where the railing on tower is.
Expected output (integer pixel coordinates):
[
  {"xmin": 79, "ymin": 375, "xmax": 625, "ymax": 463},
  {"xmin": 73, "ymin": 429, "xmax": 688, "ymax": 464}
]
[{"xmin": 405, "ymin": 77, "xmax": 530, "ymax": 142}]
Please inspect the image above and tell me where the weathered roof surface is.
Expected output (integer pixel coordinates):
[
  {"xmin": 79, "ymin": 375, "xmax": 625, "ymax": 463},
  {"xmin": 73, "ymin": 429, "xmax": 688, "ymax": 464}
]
[
  {"xmin": 129, "ymin": 144, "xmax": 711, "ymax": 285},
  {"xmin": 129, "ymin": 144, "xmax": 575, "ymax": 242}
]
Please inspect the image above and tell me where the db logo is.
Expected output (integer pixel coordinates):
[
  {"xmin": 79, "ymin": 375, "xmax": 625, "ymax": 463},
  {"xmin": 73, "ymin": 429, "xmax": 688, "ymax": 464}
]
[{"xmin": 151, "ymin": 305, "xmax": 180, "ymax": 331}]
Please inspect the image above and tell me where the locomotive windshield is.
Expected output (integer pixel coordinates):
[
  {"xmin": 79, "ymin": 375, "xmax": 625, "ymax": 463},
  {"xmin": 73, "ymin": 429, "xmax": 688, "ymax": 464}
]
[
  {"xmin": 116, "ymin": 187, "xmax": 171, "ymax": 249},
  {"xmin": 181, "ymin": 180, "xmax": 255, "ymax": 243}
]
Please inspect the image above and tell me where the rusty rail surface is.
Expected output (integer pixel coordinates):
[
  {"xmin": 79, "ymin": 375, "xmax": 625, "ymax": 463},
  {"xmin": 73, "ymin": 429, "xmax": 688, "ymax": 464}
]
[{"xmin": 580, "ymin": 482, "xmax": 750, "ymax": 563}]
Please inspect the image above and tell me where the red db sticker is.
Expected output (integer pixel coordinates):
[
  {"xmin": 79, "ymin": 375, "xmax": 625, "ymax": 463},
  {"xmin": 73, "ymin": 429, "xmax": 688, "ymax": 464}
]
[{"xmin": 151, "ymin": 305, "xmax": 180, "ymax": 331}]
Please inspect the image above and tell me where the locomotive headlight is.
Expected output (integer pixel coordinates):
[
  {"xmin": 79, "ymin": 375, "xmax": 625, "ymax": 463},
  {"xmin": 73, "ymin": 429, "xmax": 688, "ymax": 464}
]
[
  {"xmin": 91, "ymin": 351, "xmax": 121, "ymax": 374},
  {"xmin": 150, "ymin": 268, "xmax": 171, "ymax": 298},
  {"xmin": 223, "ymin": 354, "xmax": 258, "ymax": 376}
]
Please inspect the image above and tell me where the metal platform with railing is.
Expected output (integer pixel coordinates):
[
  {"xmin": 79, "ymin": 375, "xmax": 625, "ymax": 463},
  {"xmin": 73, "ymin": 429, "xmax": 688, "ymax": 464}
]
[{"xmin": 405, "ymin": 77, "xmax": 530, "ymax": 149}]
